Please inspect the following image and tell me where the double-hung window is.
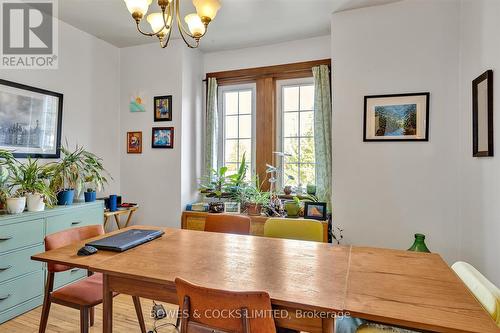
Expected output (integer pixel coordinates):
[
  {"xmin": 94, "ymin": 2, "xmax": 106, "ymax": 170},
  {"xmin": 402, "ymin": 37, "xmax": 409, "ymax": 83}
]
[
  {"xmin": 277, "ymin": 78, "xmax": 316, "ymax": 189},
  {"xmin": 217, "ymin": 83, "xmax": 256, "ymax": 178}
]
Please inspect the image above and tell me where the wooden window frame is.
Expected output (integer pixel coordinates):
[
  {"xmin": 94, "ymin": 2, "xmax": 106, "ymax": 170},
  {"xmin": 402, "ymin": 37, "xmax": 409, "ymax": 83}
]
[{"xmin": 206, "ymin": 59, "xmax": 331, "ymax": 190}]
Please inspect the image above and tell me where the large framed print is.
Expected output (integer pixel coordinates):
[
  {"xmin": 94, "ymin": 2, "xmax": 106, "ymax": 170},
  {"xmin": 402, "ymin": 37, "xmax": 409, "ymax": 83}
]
[
  {"xmin": 364, "ymin": 93, "xmax": 429, "ymax": 142},
  {"xmin": 472, "ymin": 70, "xmax": 493, "ymax": 157},
  {"xmin": 0, "ymin": 79, "xmax": 63, "ymax": 158}
]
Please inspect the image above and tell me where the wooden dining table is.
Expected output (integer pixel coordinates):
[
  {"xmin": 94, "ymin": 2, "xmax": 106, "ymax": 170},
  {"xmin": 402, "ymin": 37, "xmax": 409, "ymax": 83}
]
[{"xmin": 31, "ymin": 226, "xmax": 499, "ymax": 333}]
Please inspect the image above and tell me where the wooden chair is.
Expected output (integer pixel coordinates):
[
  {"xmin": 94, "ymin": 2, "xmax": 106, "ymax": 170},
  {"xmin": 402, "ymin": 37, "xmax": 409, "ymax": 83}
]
[
  {"xmin": 175, "ymin": 277, "xmax": 276, "ymax": 333},
  {"xmin": 355, "ymin": 261, "xmax": 500, "ymax": 332},
  {"xmin": 263, "ymin": 218, "xmax": 323, "ymax": 242},
  {"xmin": 39, "ymin": 225, "xmax": 147, "ymax": 333},
  {"xmin": 205, "ymin": 214, "xmax": 251, "ymax": 235}
]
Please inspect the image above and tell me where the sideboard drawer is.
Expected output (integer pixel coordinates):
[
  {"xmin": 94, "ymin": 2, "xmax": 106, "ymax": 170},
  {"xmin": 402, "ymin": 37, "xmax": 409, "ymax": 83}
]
[
  {"xmin": 186, "ymin": 217, "xmax": 206, "ymax": 231},
  {"xmin": 53, "ymin": 268, "xmax": 87, "ymax": 290},
  {"xmin": 0, "ymin": 270, "xmax": 43, "ymax": 313},
  {"xmin": 0, "ymin": 219, "xmax": 44, "ymax": 254},
  {"xmin": 46, "ymin": 208, "xmax": 103, "ymax": 235},
  {"xmin": 0, "ymin": 245, "xmax": 43, "ymax": 284}
]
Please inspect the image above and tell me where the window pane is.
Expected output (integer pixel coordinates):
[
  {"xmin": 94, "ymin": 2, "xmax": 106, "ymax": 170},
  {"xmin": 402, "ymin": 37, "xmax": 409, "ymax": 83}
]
[
  {"xmin": 225, "ymin": 139, "xmax": 238, "ymax": 163},
  {"xmin": 300, "ymin": 111, "xmax": 314, "ymax": 137},
  {"xmin": 225, "ymin": 115, "xmax": 238, "ymax": 139},
  {"xmin": 300, "ymin": 137, "xmax": 315, "ymax": 163},
  {"xmin": 239, "ymin": 115, "xmax": 252, "ymax": 138},
  {"xmin": 225, "ymin": 92, "xmax": 238, "ymax": 115},
  {"xmin": 283, "ymin": 112, "xmax": 298, "ymax": 137},
  {"xmin": 239, "ymin": 91, "xmax": 252, "ymax": 114},
  {"xmin": 283, "ymin": 138, "xmax": 299, "ymax": 163},
  {"xmin": 225, "ymin": 162, "xmax": 238, "ymax": 174},
  {"xmin": 299, "ymin": 163, "xmax": 316, "ymax": 186},
  {"xmin": 239, "ymin": 139, "xmax": 252, "ymax": 161},
  {"xmin": 283, "ymin": 86, "xmax": 299, "ymax": 111},
  {"xmin": 300, "ymin": 85, "xmax": 314, "ymax": 111},
  {"xmin": 284, "ymin": 163, "xmax": 299, "ymax": 187}
]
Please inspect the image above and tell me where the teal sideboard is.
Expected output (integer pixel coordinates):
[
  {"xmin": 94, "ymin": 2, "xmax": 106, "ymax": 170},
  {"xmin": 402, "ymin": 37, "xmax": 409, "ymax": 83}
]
[{"xmin": 0, "ymin": 201, "xmax": 104, "ymax": 324}]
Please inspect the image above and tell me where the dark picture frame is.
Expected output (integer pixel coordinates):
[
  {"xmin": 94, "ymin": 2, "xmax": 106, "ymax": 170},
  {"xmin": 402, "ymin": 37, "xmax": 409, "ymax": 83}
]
[
  {"xmin": 0, "ymin": 79, "xmax": 63, "ymax": 158},
  {"xmin": 127, "ymin": 131, "xmax": 142, "ymax": 154},
  {"xmin": 304, "ymin": 202, "xmax": 327, "ymax": 220},
  {"xmin": 152, "ymin": 127, "xmax": 174, "ymax": 149},
  {"xmin": 472, "ymin": 70, "xmax": 494, "ymax": 157},
  {"xmin": 364, "ymin": 93, "xmax": 430, "ymax": 142},
  {"xmin": 154, "ymin": 95, "xmax": 172, "ymax": 122}
]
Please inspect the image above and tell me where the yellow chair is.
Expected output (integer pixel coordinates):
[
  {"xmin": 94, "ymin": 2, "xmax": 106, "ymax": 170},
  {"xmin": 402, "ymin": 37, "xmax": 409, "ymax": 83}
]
[
  {"xmin": 355, "ymin": 261, "xmax": 500, "ymax": 332},
  {"xmin": 263, "ymin": 218, "xmax": 323, "ymax": 242}
]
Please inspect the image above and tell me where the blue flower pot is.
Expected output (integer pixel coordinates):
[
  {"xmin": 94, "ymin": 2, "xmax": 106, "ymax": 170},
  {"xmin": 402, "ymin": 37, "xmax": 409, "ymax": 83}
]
[
  {"xmin": 84, "ymin": 191, "xmax": 96, "ymax": 202},
  {"xmin": 57, "ymin": 189, "xmax": 75, "ymax": 206}
]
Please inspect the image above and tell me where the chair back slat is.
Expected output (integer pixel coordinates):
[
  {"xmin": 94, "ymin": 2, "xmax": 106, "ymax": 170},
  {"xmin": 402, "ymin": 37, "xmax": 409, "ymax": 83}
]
[{"xmin": 205, "ymin": 214, "xmax": 251, "ymax": 235}]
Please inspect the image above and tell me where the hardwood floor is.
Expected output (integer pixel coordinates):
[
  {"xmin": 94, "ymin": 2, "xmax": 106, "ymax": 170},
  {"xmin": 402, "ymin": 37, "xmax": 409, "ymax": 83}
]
[{"xmin": 0, "ymin": 295, "xmax": 178, "ymax": 333}]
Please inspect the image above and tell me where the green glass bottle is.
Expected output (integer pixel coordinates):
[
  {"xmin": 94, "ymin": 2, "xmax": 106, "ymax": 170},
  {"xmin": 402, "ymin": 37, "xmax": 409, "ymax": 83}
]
[{"xmin": 407, "ymin": 233, "xmax": 431, "ymax": 253}]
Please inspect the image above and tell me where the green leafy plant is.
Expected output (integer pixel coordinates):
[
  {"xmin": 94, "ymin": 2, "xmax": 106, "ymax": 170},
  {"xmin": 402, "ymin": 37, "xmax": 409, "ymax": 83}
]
[
  {"xmin": 0, "ymin": 150, "xmax": 16, "ymax": 203},
  {"xmin": 46, "ymin": 144, "xmax": 111, "ymax": 195},
  {"xmin": 240, "ymin": 177, "xmax": 270, "ymax": 206},
  {"xmin": 9, "ymin": 158, "xmax": 56, "ymax": 206},
  {"xmin": 199, "ymin": 166, "xmax": 230, "ymax": 201}
]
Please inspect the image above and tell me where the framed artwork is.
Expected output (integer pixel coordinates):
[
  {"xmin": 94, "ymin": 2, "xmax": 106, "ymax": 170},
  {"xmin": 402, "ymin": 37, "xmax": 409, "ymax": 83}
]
[
  {"xmin": 0, "ymin": 79, "xmax": 63, "ymax": 158},
  {"xmin": 364, "ymin": 93, "xmax": 430, "ymax": 142},
  {"xmin": 127, "ymin": 131, "xmax": 142, "ymax": 154},
  {"xmin": 224, "ymin": 202, "xmax": 241, "ymax": 214},
  {"xmin": 129, "ymin": 95, "xmax": 145, "ymax": 112},
  {"xmin": 154, "ymin": 95, "xmax": 172, "ymax": 121},
  {"xmin": 152, "ymin": 127, "xmax": 174, "ymax": 149},
  {"xmin": 472, "ymin": 70, "xmax": 493, "ymax": 157},
  {"xmin": 304, "ymin": 202, "xmax": 327, "ymax": 220}
]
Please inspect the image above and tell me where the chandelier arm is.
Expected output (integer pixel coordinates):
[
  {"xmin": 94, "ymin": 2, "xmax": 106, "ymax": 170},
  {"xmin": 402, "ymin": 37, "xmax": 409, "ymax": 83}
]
[
  {"xmin": 160, "ymin": 20, "xmax": 174, "ymax": 48},
  {"xmin": 161, "ymin": 3, "xmax": 173, "ymax": 32},
  {"xmin": 175, "ymin": 0, "xmax": 208, "ymax": 40}
]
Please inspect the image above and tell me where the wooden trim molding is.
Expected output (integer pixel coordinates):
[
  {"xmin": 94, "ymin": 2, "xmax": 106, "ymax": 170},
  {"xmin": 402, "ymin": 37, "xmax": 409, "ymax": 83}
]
[{"xmin": 206, "ymin": 59, "xmax": 331, "ymax": 85}]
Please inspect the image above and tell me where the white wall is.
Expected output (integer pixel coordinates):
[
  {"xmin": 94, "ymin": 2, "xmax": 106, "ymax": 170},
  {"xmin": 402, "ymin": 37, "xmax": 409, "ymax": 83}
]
[
  {"xmin": 119, "ymin": 41, "xmax": 202, "ymax": 228},
  {"xmin": 458, "ymin": 0, "xmax": 500, "ymax": 285},
  {"xmin": 331, "ymin": 0, "xmax": 461, "ymax": 263},
  {"xmin": 0, "ymin": 21, "xmax": 121, "ymax": 196},
  {"xmin": 203, "ymin": 35, "xmax": 331, "ymax": 74}
]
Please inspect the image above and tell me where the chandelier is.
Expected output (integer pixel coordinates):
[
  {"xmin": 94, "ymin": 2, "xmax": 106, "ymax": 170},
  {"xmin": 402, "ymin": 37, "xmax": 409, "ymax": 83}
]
[{"xmin": 123, "ymin": 0, "xmax": 221, "ymax": 48}]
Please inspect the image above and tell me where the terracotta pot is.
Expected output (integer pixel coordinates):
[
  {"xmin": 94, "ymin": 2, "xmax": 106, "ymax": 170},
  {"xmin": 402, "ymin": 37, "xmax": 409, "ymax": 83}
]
[{"xmin": 246, "ymin": 203, "xmax": 262, "ymax": 216}]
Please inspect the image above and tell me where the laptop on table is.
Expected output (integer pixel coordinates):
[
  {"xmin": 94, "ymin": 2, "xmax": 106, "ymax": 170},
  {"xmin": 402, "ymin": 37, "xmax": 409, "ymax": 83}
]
[{"xmin": 86, "ymin": 229, "xmax": 164, "ymax": 252}]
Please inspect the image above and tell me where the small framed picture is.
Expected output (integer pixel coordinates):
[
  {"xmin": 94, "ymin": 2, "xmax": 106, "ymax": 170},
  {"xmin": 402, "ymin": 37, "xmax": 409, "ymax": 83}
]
[
  {"xmin": 127, "ymin": 131, "xmax": 142, "ymax": 154},
  {"xmin": 364, "ymin": 93, "xmax": 430, "ymax": 141},
  {"xmin": 304, "ymin": 202, "xmax": 327, "ymax": 220},
  {"xmin": 472, "ymin": 70, "xmax": 493, "ymax": 157},
  {"xmin": 154, "ymin": 95, "xmax": 172, "ymax": 121},
  {"xmin": 152, "ymin": 127, "xmax": 174, "ymax": 149},
  {"xmin": 224, "ymin": 202, "xmax": 241, "ymax": 214}
]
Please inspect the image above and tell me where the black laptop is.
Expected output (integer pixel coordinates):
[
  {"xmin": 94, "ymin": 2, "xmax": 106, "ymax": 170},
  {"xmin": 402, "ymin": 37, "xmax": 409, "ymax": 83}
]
[{"xmin": 86, "ymin": 229, "xmax": 165, "ymax": 252}]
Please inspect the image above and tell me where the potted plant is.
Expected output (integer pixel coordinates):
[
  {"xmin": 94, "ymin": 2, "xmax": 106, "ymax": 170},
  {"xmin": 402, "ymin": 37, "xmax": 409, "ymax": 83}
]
[
  {"xmin": 284, "ymin": 196, "xmax": 300, "ymax": 218},
  {"xmin": 9, "ymin": 158, "xmax": 55, "ymax": 212},
  {"xmin": 0, "ymin": 150, "xmax": 15, "ymax": 209},
  {"xmin": 199, "ymin": 166, "xmax": 231, "ymax": 213},
  {"xmin": 240, "ymin": 179, "xmax": 270, "ymax": 216},
  {"xmin": 82, "ymin": 150, "xmax": 111, "ymax": 202},
  {"xmin": 46, "ymin": 145, "xmax": 87, "ymax": 205}
]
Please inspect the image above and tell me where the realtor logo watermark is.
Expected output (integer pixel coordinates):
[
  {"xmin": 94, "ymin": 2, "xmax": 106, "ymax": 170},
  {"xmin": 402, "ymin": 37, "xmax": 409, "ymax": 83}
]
[{"xmin": 0, "ymin": 0, "xmax": 58, "ymax": 69}]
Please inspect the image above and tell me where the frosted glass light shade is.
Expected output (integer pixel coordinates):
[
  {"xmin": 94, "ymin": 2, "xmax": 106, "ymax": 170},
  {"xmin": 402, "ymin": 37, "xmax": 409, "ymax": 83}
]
[
  {"xmin": 185, "ymin": 13, "xmax": 206, "ymax": 37},
  {"xmin": 124, "ymin": 0, "xmax": 152, "ymax": 16},
  {"xmin": 192, "ymin": 0, "xmax": 221, "ymax": 20},
  {"xmin": 147, "ymin": 12, "xmax": 173, "ymax": 35}
]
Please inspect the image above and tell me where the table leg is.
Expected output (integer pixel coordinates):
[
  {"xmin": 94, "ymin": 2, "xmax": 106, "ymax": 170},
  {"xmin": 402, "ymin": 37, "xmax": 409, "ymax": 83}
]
[
  {"xmin": 104, "ymin": 216, "xmax": 109, "ymax": 228},
  {"xmin": 322, "ymin": 318, "xmax": 335, "ymax": 333},
  {"xmin": 103, "ymin": 274, "xmax": 113, "ymax": 333},
  {"xmin": 124, "ymin": 210, "xmax": 136, "ymax": 228},
  {"xmin": 113, "ymin": 215, "xmax": 121, "ymax": 230}
]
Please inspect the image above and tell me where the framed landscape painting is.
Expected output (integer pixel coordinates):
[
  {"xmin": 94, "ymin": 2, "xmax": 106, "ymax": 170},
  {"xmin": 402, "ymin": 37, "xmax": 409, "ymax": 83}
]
[
  {"xmin": 0, "ymin": 79, "xmax": 63, "ymax": 158},
  {"xmin": 151, "ymin": 127, "xmax": 174, "ymax": 149},
  {"xmin": 154, "ymin": 95, "xmax": 172, "ymax": 121},
  {"xmin": 364, "ymin": 93, "xmax": 429, "ymax": 142}
]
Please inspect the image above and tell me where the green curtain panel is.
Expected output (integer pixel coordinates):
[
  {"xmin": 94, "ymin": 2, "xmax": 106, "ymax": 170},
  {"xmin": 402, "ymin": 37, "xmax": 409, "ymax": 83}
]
[
  {"xmin": 312, "ymin": 65, "xmax": 332, "ymax": 209},
  {"xmin": 204, "ymin": 77, "xmax": 218, "ymax": 175}
]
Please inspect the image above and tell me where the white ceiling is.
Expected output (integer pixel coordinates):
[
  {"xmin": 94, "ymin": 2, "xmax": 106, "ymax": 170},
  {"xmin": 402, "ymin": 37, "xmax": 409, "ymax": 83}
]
[{"xmin": 57, "ymin": 0, "xmax": 400, "ymax": 52}]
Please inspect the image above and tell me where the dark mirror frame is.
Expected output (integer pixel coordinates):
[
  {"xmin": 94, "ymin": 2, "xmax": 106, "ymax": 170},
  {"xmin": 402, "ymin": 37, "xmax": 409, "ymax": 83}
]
[{"xmin": 472, "ymin": 70, "xmax": 494, "ymax": 157}]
